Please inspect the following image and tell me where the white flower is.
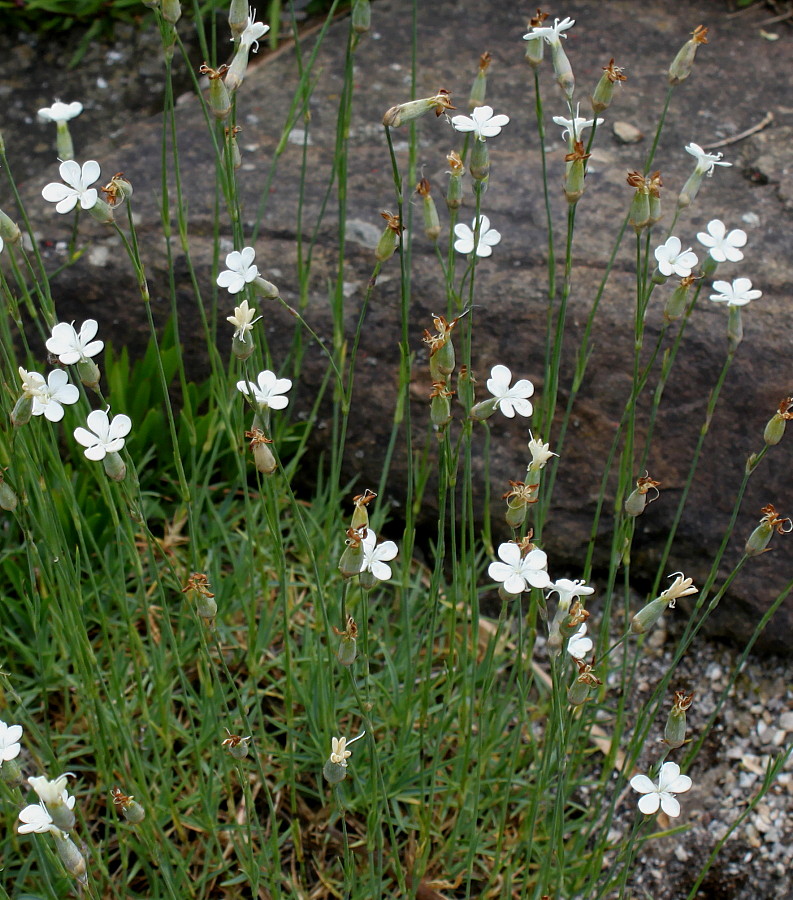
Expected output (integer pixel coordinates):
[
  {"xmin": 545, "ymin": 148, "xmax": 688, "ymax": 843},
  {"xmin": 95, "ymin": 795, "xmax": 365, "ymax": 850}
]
[
  {"xmin": 37, "ymin": 101, "xmax": 83, "ymax": 124},
  {"xmin": 526, "ymin": 16, "xmax": 575, "ymax": 46},
  {"xmin": 329, "ymin": 731, "xmax": 365, "ymax": 767},
  {"xmin": 709, "ymin": 277, "xmax": 761, "ymax": 307},
  {"xmin": 630, "ymin": 761, "xmax": 692, "ymax": 817},
  {"xmin": 236, "ymin": 370, "xmax": 292, "ymax": 409},
  {"xmin": 360, "ymin": 529, "xmax": 398, "ymax": 582},
  {"xmin": 30, "ymin": 370, "xmax": 80, "ymax": 423},
  {"xmin": 217, "ymin": 247, "xmax": 259, "ymax": 294},
  {"xmin": 566, "ymin": 624, "xmax": 593, "ymax": 660},
  {"xmin": 226, "ymin": 298, "xmax": 262, "ymax": 342},
  {"xmin": 696, "ymin": 220, "xmax": 746, "ymax": 263},
  {"xmin": 0, "ymin": 720, "xmax": 23, "ymax": 765},
  {"xmin": 486, "ymin": 364, "xmax": 534, "ymax": 418},
  {"xmin": 18, "ymin": 367, "xmax": 46, "ymax": 399},
  {"xmin": 549, "ymin": 578, "xmax": 594, "ymax": 608},
  {"xmin": 451, "ymin": 105, "xmax": 510, "ymax": 141},
  {"xmin": 46, "ymin": 319, "xmax": 103, "ymax": 365},
  {"xmin": 685, "ymin": 142, "xmax": 731, "ymax": 177},
  {"xmin": 527, "ymin": 433, "xmax": 557, "ymax": 472},
  {"xmin": 654, "ymin": 236, "xmax": 698, "ymax": 278},
  {"xmin": 453, "ymin": 215, "xmax": 502, "ymax": 258},
  {"xmin": 73, "ymin": 409, "xmax": 132, "ymax": 461},
  {"xmin": 29, "ymin": 774, "xmax": 76, "ymax": 808},
  {"xmin": 18, "ymin": 803, "xmax": 57, "ymax": 835},
  {"xmin": 0, "ymin": 235, "xmax": 4, "ymax": 254},
  {"xmin": 488, "ymin": 542, "xmax": 551, "ymax": 594},
  {"xmin": 41, "ymin": 160, "xmax": 100, "ymax": 214},
  {"xmin": 552, "ymin": 103, "xmax": 603, "ymax": 143},
  {"xmin": 236, "ymin": 6, "xmax": 269, "ymax": 50}
]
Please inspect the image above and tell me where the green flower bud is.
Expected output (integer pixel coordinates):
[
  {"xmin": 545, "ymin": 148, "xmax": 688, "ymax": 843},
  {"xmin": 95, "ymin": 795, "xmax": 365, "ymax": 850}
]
[
  {"xmin": 568, "ymin": 660, "xmax": 601, "ymax": 706},
  {"xmin": 0, "ymin": 476, "xmax": 17, "ymax": 512},
  {"xmin": 221, "ymin": 733, "xmax": 252, "ymax": 760},
  {"xmin": 77, "ymin": 358, "xmax": 101, "ymax": 390},
  {"xmin": 745, "ymin": 505, "xmax": 792, "ymax": 557},
  {"xmin": 351, "ymin": 0, "xmax": 371, "ymax": 34},
  {"xmin": 469, "ymin": 52, "xmax": 490, "ymax": 110},
  {"xmin": 54, "ymin": 834, "xmax": 87, "ymax": 884},
  {"xmin": 382, "ymin": 90, "xmax": 454, "ymax": 128},
  {"xmin": 591, "ymin": 59, "xmax": 625, "ymax": 113},
  {"xmin": 339, "ymin": 528, "xmax": 366, "ymax": 579},
  {"xmin": 162, "ymin": 0, "xmax": 181, "ymax": 24},
  {"xmin": 375, "ymin": 211, "xmax": 402, "ymax": 262},
  {"xmin": 446, "ymin": 151, "xmax": 464, "ymax": 210},
  {"xmin": 228, "ymin": 0, "xmax": 248, "ymax": 38},
  {"xmin": 417, "ymin": 178, "xmax": 440, "ymax": 241},
  {"xmin": 664, "ymin": 691, "xmax": 694, "ymax": 749},
  {"xmin": 200, "ymin": 64, "xmax": 232, "ymax": 120},
  {"xmin": 664, "ymin": 277, "xmax": 694, "ymax": 322},
  {"xmin": 0, "ymin": 208, "xmax": 21, "ymax": 244},
  {"xmin": 764, "ymin": 399, "xmax": 792, "ymax": 446},
  {"xmin": 112, "ymin": 787, "xmax": 146, "ymax": 824},
  {"xmin": 334, "ymin": 617, "xmax": 358, "ymax": 666}
]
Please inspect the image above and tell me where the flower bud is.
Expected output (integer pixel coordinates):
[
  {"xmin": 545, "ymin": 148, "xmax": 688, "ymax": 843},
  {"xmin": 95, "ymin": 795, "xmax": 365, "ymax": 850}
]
[
  {"xmin": 664, "ymin": 690, "xmax": 694, "ymax": 749},
  {"xmin": 382, "ymin": 90, "xmax": 454, "ymax": 128},
  {"xmin": 224, "ymin": 126, "xmax": 242, "ymax": 170},
  {"xmin": 664, "ymin": 276, "xmax": 694, "ymax": 322},
  {"xmin": 727, "ymin": 305, "xmax": 743, "ymax": 352},
  {"xmin": 668, "ymin": 25, "xmax": 708, "ymax": 86},
  {"xmin": 351, "ymin": 0, "xmax": 371, "ymax": 34},
  {"xmin": 445, "ymin": 151, "xmax": 464, "ymax": 210},
  {"xmin": 162, "ymin": 0, "xmax": 181, "ymax": 24},
  {"xmin": 77, "ymin": 359, "xmax": 101, "ymax": 391},
  {"xmin": 11, "ymin": 395, "xmax": 33, "ymax": 428},
  {"xmin": 102, "ymin": 452, "xmax": 126, "ymax": 482},
  {"xmin": 228, "ymin": 0, "xmax": 248, "ymax": 38},
  {"xmin": 0, "ymin": 209, "xmax": 21, "ymax": 244},
  {"xmin": 430, "ymin": 382, "xmax": 453, "ymax": 428},
  {"xmin": 0, "ymin": 477, "xmax": 17, "ymax": 512},
  {"xmin": 416, "ymin": 178, "xmax": 440, "ymax": 241},
  {"xmin": 423, "ymin": 314, "xmax": 458, "ymax": 381},
  {"xmin": 469, "ymin": 139, "xmax": 489, "ymax": 182},
  {"xmin": 469, "ymin": 52, "xmax": 490, "ymax": 110},
  {"xmin": 591, "ymin": 59, "xmax": 626, "ymax": 114},
  {"xmin": 55, "ymin": 834, "xmax": 87, "ymax": 884},
  {"xmin": 764, "ymin": 398, "xmax": 792, "ymax": 446}
]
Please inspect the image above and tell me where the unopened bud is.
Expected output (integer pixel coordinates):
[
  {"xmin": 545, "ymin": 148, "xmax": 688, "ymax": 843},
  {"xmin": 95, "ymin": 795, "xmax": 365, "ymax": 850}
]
[
  {"xmin": 55, "ymin": 834, "xmax": 87, "ymax": 884},
  {"xmin": 416, "ymin": 178, "xmax": 440, "ymax": 241},
  {"xmin": 161, "ymin": 0, "xmax": 181, "ymax": 24},
  {"xmin": 375, "ymin": 211, "xmax": 402, "ymax": 262},
  {"xmin": 469, "ymin": 52, "xmax": 491, "ymax": 110},
  {"xmin": 469, "ymin": 139, "xmax": 489, "ymax": 182},
  {"xmin": 200, "ymin": 64, "xmax": 232, "ymax": 120},
  {"xmin": 228, "ymin": 0, "xmax": 248, "ymax": 38},
  {"xmin": 11, "ymin": 395, "xmax": 33, "ymax": 428},
  {"xmin": 0, "ymin": 209, "xmax": 21, "ymax": 244},
  {"xmin": 664, "ymin": 276, "xmax": 694, "ymax": 322},
  {"xmin": 0, "ymin": 476, "xmax": 17, "ymax": 512},
  {"xmin": 351, "ymin": 0, "xmax": 371, "ymax": 34},
  {"xmin": 77, "ymin": 358, "xmax": 101, "ymax": 390}
]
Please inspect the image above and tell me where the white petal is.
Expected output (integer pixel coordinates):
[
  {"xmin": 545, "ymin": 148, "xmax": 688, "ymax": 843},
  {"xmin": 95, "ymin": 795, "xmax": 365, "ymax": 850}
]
[
  {"xmin": 218, "ymin": 271, "xmax": 244, "ymax": 293},
  {"xmin": 488, "ymin": 561, "xmax": 513, "ymax": 583},
  {"xmin": 42, "ymin": 182, "xmax": 73, "ymax": 203},
  {"xmin": 503, "ymin": 573, "xmax": 527, "ymax": 594},
  {"xmin": 630, "ymin": 774, "xmax": 655, "ymax": 794},
  {"xmin": 81, "ymin": 160, "xmax": 101, "ymax": 185},
  {"xmin": 637, "ymin": 792, "xmax": 661, "ymax": 815},
  {"xmin": 59, "ymin": 159, "xmax": 82, "ymax": 185},
  {"xmin": 43, "ymin": 401, "xmax": 65, "ymax": 423},
  {"xmin": 79, "ymin": 188, "xmax": 98, "ymax": 210},
  {"xmin": 85, "ymin": 409, "xmax": 111, "ymax": 439},
  {"xmin": 370, "ymin": 560, "xmax": 392, "ymax": 581},
  {"xmin": 497, "ymin": 541, "xmax": 521, "ymax": 566},
  {"xmin": 108, "ymin": 414, "xmax": 132, "ymax": 440},
  {"xmin": 659, "ymin": 794, "xmax": 681, "ymax": 817}
]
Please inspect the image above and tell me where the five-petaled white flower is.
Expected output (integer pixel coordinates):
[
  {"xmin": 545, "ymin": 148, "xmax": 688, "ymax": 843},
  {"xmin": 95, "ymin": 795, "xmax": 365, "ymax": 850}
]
[
  {"xmin": 549, "ymin": 578, "xmax": 595, "ymax": 608},
  {"xmin": 630, "ymin": 761, "xmax": 692, "ymax": 818},
  {"xmin": 0, "ymin": 719, "xmax": 23, "ymax": 765},
  {"xmin": 30, "ymin": 370, "xmax": 80, "ymax": 423},
  {"xmin": 696, "ymin": 219, "xmax": 747, "ymax": 263},
  {"xmin": 46, "ymin": 319, "xmax": 103, "ymax": 365},
  {"xmin": 360, "ymin": 529, "xmax": 398, "ymax": 582},
  {"xmin": 709, "ymin": 278, "xmax": 762, "ymax": 307},
  {"xmin": 654, "ymin": 236, "xmax": 698, "ymax": 278},
  {"xmin": 486, "ymin": 365, "xmax": 534, "ymax": 418},
  {"xmin": 526, "ymin": 16, "xmax": 575, "ymax": 46},
  {"xmin": 329, "ymin": 732, "xmax": 365, "ymax": 767},
  {"xmin": 218, "ymin": 247, "xmax": 259, "ymax": 294},
  {"xmin": 453, "ymin": 215, "xmax": 501, "ymax": 258},
  {"xmin": 227, "ymin": 298, "xmax": 262, "ymax": 342},
  {"xmin": 18, "ymin": 803, "xmax": 57, "ymax": 835},
  {"xmin": 41, "ymin": 160, "xmax": 100, "ymax": 214},
  {"xmin": 236, "ymin": 370, "xmax": 292, "ymax": 409},
  {"xmin": 488, "ymin": 541, "xmax": 551, "ymax": 594},
  {"xmin": 451, "ymin": 105, "xmax": 510, "ymax": 141},
  {"xmin": 28, "ymin": 773, "xmax": 77, "ymax": 809},
  {"xmin": 566, "ymin": 624, "xmax": 593, "ymax": 660},
  {"xmin": 236, "ymin": 6, "xmax": 269, "ymax": 50},
  {"xmin": 552, "ymin": 103, "xmax": 603, "ymax": 143},
  {"xmin": 74, "ymin": 409, "xmax": 132, "ymax": 461},
  {"xmin": 685, "ymin": 142, "xmax": 731, "ymax": 177},
  {"xmin": 37, "ymin": 101, "xmax": 83, "ymax": 124}
]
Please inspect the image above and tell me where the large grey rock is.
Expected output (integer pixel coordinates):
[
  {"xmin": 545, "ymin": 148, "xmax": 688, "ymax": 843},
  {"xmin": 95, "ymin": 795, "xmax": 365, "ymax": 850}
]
[{"xmin": 9, "ymin": 0, "xmax": 793, "ymax": 650}]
